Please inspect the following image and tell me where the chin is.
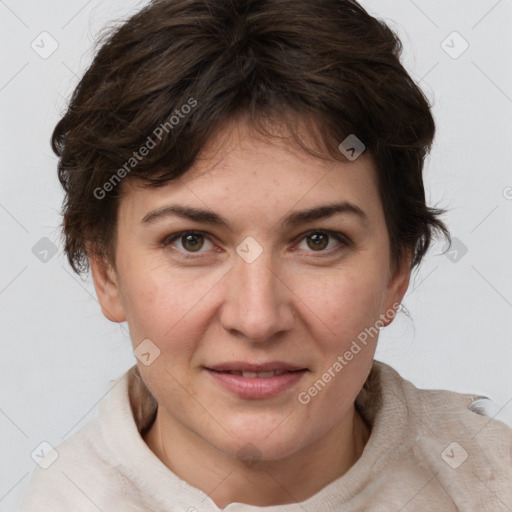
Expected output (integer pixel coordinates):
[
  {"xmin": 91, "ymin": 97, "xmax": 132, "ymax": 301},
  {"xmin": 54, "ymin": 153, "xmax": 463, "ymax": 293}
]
[
  {"xmin": 226, "ymin": 437, "xmax": 306, "ymax": 466},
  {"xmin": 204, "ymin": 415, "xmax": 314, "ymax": 464}
]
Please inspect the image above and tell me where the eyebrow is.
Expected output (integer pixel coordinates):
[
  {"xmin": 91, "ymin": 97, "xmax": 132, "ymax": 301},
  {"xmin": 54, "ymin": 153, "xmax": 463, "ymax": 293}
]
[{"xmin": 141, "ymin": 201, "xmax": 368, "ymax": 228}]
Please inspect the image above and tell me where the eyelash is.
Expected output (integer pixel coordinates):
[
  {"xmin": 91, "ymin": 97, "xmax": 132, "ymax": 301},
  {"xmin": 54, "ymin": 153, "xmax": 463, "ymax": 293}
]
[{"xmin": 160, "ymin": 230, "xmax": 351, "ymax": 259}]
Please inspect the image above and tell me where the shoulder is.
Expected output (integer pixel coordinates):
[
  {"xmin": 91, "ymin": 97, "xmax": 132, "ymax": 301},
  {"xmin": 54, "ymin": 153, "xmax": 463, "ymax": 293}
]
[
  {"xmin": 20, "ymin": 370, "xmax": 145, "ymax": 512},
  {"xmin": 20, "ymin": 418, "xmax": 115, "ymax": 511},
  {"xmin": 372, "ymin": 361, "xmax": 512, "ymax": 504},
  {"xmin": 374, "ymin": 360, "xmax": 512, "ymax": 442}
]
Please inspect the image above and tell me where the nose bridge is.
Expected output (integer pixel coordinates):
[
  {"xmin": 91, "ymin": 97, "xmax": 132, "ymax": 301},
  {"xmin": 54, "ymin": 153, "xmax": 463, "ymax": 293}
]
[
  {"xmin": 239, "ymin": 250, "xmax": 278, "ymax": 303},
  {"xmin": 220, "ymin": 247, "xmax": 292, "ymax": 341}
]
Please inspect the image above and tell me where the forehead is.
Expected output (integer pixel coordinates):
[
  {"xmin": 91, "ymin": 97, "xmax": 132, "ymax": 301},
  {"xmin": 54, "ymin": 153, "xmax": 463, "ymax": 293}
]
[
  {"xmin": 118, "ymin": 117, "xmax": 381, "ymax": 224},
  {"xmin": 180, "ymin": 113, "xmax": 360, "ymax": 181}
]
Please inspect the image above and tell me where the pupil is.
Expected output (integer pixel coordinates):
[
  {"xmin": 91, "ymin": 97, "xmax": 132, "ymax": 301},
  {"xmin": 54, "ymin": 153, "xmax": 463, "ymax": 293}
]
[
  {"xmin": 308, "ymin": 233, "xmax": 328, "ymax": 250},
  {"xmin": 183, "ymin": 234, "xmax": 203, "ymax": 252}
]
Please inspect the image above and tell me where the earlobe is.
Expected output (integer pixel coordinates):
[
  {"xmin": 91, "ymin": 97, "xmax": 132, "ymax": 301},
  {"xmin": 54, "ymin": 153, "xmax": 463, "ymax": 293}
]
[{"xmin": 89, "ymin": 254, "xmax": 127, "ymax": 323}]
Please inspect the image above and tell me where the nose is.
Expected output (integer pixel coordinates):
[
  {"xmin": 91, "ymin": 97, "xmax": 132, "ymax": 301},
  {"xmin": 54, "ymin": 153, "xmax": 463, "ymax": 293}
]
[{"xmin": 219, "ymin": 249, "xmax": 295, "ymax": 343}]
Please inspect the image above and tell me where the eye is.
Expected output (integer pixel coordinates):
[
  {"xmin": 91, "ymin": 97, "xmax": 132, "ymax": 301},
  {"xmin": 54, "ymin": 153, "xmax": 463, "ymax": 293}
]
[
  {"xmin": 295, "ymin": 230, "xmax": 349, "ymax": 254},
  {"xmin": 161, "ymin": 231, "xmax": 215, "ymax": 254},
  {"xmin": 160, "ymin": 229, "xmax": 350, "ymax": 259}
]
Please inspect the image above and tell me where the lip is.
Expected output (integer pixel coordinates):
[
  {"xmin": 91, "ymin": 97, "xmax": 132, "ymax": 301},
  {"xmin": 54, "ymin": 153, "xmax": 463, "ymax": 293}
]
[
  {"xmin": 207, "ymin": 361, "xmax": 305, "ymax": 373},
  {"xmin": 204, "ymin": 361, "xmax": 308, "ymax": 399}
]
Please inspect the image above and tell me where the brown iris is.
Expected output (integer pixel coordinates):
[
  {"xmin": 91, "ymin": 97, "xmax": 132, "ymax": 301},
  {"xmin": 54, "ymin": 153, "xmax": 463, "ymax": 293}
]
[
  {"xmin": 306, "ymin": 232, "xmax": 329, "ymax": 251},
  {"xmin": 181, "ymin": 233, "xmax": 204, "ymax": 252}
]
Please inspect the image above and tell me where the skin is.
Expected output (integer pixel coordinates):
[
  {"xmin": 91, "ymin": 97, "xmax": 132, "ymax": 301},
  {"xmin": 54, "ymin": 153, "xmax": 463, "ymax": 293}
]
[{"xmin": 89, "ymin": 117, "xmax": 411, "ymax": 507}]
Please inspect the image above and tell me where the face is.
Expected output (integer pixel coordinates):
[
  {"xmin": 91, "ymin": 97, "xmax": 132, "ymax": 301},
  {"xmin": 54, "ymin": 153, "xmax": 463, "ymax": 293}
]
[{"xmin": 90, "ymin": 118, "xmax": 410, "ymax": 462}]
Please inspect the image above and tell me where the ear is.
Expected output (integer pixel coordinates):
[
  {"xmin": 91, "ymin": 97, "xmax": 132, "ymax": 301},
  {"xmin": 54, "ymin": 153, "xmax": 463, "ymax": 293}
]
[
  {"xmin": 89, "ymin": 253, "xmax": 127, "ymax": 323},
  {"xmin": 381, "ymin": 249, "xmax": 413, "ymax": 327}
]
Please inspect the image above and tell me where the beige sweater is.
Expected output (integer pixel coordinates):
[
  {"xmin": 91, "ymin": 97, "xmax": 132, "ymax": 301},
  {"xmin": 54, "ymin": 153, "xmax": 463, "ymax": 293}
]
[{"xmin": 20, "ymin": 361, "xmax": 512, "ymax": 511}]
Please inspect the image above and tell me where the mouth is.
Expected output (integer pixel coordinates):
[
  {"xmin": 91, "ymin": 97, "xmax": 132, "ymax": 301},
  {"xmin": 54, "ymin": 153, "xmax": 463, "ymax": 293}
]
[
  {"xmin": 206, "ymin": 361, "xmax": 308, "ymax": 377},
  {"xmin": 204, "ymin": 362, "xmax": 309, "ymax": 399},
  {"xmin": 210, "ymin": 369, "xmax": 297, "ymax": 378}
]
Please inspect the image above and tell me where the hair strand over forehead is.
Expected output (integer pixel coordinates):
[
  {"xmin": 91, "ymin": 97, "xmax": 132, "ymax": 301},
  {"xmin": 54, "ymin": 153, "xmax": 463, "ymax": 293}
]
[{"xmin": 53, "ymin": 0, "xmax": 451, "ymax": 277}]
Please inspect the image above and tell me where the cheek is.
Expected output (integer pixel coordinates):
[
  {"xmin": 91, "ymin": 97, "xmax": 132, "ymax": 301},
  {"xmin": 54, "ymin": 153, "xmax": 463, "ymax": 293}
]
[
  {"xmin": 296, "ymin": 265, "xmax": 386, "ymax": 350},
  {"xmin": 294, "ymin": 268, "xmax": 383, "ymax": 422},
  {"xmin": 117, "ymin": 256, "xmax": 222, "ymax": 348}
]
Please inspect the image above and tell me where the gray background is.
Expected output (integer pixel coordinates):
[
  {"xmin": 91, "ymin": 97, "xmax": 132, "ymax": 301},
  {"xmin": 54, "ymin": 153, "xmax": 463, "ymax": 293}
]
[{"xmin": 1, "ymin": 0, "xmax": 511, "ymax": 509}]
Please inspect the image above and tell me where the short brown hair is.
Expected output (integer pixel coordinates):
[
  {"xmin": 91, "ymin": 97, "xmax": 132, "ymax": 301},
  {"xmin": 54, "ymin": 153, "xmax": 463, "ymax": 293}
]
[{"xmin": 52, "ymin": 0, "xmax": 450, "ymax": 277}]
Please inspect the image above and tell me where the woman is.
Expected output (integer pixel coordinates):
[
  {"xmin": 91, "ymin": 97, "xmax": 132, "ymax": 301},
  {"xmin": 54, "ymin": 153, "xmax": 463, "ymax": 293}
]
[{"xmin": 21, "ymin": 0, "xmax": 512, "ymax": 510}]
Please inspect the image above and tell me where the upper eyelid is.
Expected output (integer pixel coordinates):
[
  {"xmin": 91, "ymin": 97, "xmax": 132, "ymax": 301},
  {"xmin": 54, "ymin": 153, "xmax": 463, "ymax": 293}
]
[
  {"xmin": 163, "ymin": 230, "xmax": 215, "ymax": 248},
  {"xmin": 163, "ymin": 229, "xmax": 349, "ymax": 251},
  {"xmin": 292, "ymin": 229, "xmax": 349, "ymax": 243}
]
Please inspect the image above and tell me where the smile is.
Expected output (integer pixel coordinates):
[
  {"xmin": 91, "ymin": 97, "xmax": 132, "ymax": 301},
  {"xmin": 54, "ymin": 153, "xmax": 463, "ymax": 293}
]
[
  {"xmin": 213, "ymin": 369, "xmax": 289, "ymax": 378},
  {"xmin": 204, "ymin": 363, "xmax": 308, "ymax": 399}
]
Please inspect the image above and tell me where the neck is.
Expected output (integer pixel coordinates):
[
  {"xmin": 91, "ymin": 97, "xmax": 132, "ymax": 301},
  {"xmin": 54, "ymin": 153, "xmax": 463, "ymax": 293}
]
[{"xmin": 144, "ymin": 404, "xmax": 370, "ymax": 508}]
